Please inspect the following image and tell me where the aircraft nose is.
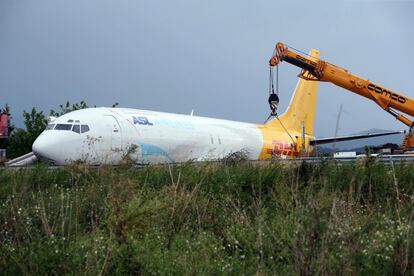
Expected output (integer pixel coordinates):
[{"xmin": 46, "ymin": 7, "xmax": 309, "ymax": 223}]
[{"xmin": 32, "ymin": 133, "xmax": 60, "ymax": 164}]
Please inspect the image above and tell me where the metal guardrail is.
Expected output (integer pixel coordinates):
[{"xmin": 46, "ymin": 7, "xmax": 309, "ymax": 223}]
[
  {"xmin": 2, "ymin": 154, "xmax": 414, "ymax": 169},
  {"xmin": 5, "ymin": 152, "xmax": 38, "ymax": 167},
  {"xmin": 280, "ymin": 154, "xmax": 414, "ymax": 164}
]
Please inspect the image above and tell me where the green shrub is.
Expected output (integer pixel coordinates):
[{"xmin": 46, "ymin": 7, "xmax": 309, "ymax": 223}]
[{"xmin": 1, "ymin": 161, "xmax": 414, "ymax": 274}]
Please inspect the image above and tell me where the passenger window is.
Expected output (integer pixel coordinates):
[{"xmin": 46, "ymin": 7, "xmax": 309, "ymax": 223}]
[
  {"xmin": 55, "ymin": 124, "xmax": 72, "ymax": 130},
  {"xmin": 46, "ymin": 124, "xmax": 55, "ymax": 130},
  {"xmin": 72, "ymin": 125, "xmax": 80, "ymax": 134},
  {"xmin": 81, "ymin": 125, "xmax": 90, "ymax": 133}
]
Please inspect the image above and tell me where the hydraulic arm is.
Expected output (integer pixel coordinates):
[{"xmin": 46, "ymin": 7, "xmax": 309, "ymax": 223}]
[{"xmin": 269, "ymin": 42, "xmax": 414, "ymax": 130}]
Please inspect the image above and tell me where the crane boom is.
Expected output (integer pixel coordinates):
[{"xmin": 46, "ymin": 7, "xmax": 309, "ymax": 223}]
[{"xmin": 269, "ymin": 42, "xmax": 414, "ymax": 129}]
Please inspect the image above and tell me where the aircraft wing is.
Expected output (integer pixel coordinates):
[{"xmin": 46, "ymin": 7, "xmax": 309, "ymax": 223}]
[{"xmin": 310, "ymin": 130, "xmax": 404, "ymax": 145}]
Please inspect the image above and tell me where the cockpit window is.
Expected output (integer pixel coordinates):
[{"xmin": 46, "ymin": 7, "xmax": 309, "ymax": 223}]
[
  {"xmin": 72, "ymin": 125, "xmax": 80, "ymax": 134},
  {"xmin": 55, "ymin": 124, "xmax": 72, "ymax": 130},
  {"xmin": 81, "ymin": 125, "xmax": 90, "ymax": 133},
  {"xmin": 67, "ymin": 119, "xmax": 74, "ymax": 123},
  {"xmin": 52, "ymin": 123, "xmax": 89, "ymax": 133}
]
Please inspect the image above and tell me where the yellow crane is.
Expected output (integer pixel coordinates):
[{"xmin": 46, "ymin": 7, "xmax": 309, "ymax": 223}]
[{"xmin": 269, "ymin": 42, "xmax": 414, "ymax": 147}]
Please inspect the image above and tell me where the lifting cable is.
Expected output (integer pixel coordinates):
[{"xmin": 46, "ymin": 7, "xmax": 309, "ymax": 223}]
[
  {"xmin": 264, "ymin": 64, "xmax": 296, "ymax": 147},
  {"xmin": 268, "ymin": 66, "xmax": 279, "ymax": 116},
  {"xmin": 275, "ymin": 115, "xmax": 296, "ymax": 146}
]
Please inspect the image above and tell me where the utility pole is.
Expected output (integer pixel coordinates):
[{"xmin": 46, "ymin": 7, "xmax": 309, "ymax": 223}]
[{"xmin": 332, "ymin": 104, "xmax": 343, "ymax": 152}]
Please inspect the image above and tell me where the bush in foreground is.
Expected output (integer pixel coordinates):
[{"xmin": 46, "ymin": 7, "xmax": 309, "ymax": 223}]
[{"xmin": 1, "ymin": 160, "xmax": 414, "ymax": 274}]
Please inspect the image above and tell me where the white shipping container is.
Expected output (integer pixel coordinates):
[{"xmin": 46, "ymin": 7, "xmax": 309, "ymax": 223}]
[{"xmin": 334, "ymin": 152, "xmax": 357, "ymax": 158}]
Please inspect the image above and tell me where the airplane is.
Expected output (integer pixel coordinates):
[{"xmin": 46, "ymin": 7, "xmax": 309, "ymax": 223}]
[{"xmin": 31, "ymin": 49, "xmax": 402, "ymax": 165}]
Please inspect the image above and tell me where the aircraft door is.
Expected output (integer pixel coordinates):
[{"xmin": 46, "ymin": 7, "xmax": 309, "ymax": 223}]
[{"xmin": 104, "ymin": 115, "xmax": 123, "ymax": 152}]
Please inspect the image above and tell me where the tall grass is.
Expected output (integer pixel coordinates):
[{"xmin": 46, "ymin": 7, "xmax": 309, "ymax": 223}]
[{"xmin": 1, "ymin": 160, "xmax": 414, "ymax": 274}]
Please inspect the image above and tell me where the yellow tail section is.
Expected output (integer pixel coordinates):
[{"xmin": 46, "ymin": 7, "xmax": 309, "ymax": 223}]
[{"xmin": 265, "ymin": 49, "xmax": 320, "ymax": 136}]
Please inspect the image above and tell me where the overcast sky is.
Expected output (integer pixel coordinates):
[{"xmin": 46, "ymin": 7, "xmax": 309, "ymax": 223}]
[{"xmin": 1, "ymin": 0, "xmax": 413, "ymax": 136}]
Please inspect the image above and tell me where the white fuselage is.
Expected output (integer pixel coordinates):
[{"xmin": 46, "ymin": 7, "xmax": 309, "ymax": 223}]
[{"xmin": 32, "ymin": 107, "xmax": 264, "ymax": 165}]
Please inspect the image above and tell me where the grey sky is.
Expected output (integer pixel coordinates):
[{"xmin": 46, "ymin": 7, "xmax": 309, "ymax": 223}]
[{"xmin": 1, "ymin": 0, "xmax": 413, "ymax": 136}]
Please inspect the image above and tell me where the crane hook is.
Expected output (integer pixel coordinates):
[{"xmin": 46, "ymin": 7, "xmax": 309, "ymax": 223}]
[
  {"xmin": 268, "ymin": 66, "xmax": 279, "ymax": 116},
  {"xmin": 268, "ymin": 93, "xmax": 279, "ymax": 116}
]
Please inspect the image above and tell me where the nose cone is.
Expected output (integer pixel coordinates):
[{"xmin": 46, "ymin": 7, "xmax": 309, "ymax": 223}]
[{"xmin": 32, "ymin": 132, "xmax": 62, "ymax": 164}]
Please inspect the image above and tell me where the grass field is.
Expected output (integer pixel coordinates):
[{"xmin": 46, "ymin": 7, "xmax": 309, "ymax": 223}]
[{"xmin": 1, "ymin": 159, "xmax": 414, "ymax": 275}]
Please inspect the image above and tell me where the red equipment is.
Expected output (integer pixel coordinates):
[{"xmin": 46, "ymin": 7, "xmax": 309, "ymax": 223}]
[{"xmin": 0, "ymin": 113, "xmax": 8, "ymax": 138}]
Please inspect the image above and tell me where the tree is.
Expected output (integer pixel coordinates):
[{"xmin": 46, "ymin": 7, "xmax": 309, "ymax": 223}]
[
  {"xmin": 50, "ymin": 101, "xmax": 89, "ymax": 117},
  {"xmin": 7, "ymin": 108, "xmax": 47, "ymax": 159},
  {"xmin": 50, "ymin": 101, "xmax": 119, "ymax": 117}
]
